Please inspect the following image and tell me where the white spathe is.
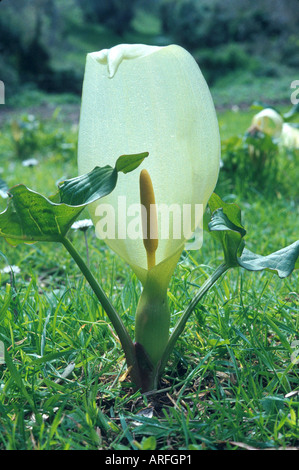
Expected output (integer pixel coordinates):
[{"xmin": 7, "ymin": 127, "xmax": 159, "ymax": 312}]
[
  {"xmin": 281, "ymin": 123, "xmax": 299, "ymax": 149},
  {"xmin": 78, "ymin": 44, "xmax": 220, "ymax": 284},
  {"xmin": 251, "ymin": 108, "xmax": 299, "ymax": 149}
]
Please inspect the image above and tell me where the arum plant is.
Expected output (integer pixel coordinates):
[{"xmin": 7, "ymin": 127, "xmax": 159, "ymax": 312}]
[
  {"xmin": 78, "ymin": 44, "xmax": 220, "ymax": 389},
  {"xmin": 77, "ymin": 44, "xmax": 298, "ymax": 391},
  {"xmin": 249, "ymin": 107, "xmax": 299, "ymax": 149},
  {"xmin": 1, "ymin": 44, "xmax": 298, "ymax": 394}
]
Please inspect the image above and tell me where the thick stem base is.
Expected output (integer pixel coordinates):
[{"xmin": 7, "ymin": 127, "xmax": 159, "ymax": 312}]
[{"xmin": 134, "ymin": 275, "xmax": 170, "ymax": 370}]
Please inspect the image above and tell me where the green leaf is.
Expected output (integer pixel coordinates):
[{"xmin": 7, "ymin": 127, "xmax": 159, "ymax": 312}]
[
  {"xmin": 0, "ymin": 152, "xmax": 148, "ymax": 245},
  {"xmin": 115, "ymin": 152, "xmax": 149, "ymax": 174},
  {"xmin": 208, "ymin": 193, "xmax": 299, "ymax": 278},
  {"xmin": 59, "ymin": 152, "xmax": 148, "ymax": 206},
  {"xmin": 208, "ymin": 193, "xmax": 246, "ymax": 234},
  {"xmin": 0, "ymin": 185, "xmax": 83, "ymax": 244},
  {"xmin": 140, "ymin": 436, "xmax": 157, "ymax": 451},
  {"xmin": 238, "ymin": 241, "xmax": 299, "ymax": 279},
  {"xmin": 208, "ymin": 194, "xmax": 246, "ymax": 267},
  {"xmin": 208, "ymin": 208, "xmax": 245, "ymax": 267},
  {"xmin": 58, "ymin": 166, "xmax": 117, "ymax": 206},
  {"xmin": 58, "ymin": 152, "xmax": 148, "ymax": 206}
]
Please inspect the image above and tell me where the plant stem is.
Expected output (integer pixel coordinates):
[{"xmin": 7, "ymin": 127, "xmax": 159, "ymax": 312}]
[
  {"xmin": 61, "ymin": 237, "xmax": 137, "ymax": 372},
  {"xmin": 159, "ymin": 262, "xmax": 229, "ymax": 375},
  {"xmin": 84, "ymin": 231, "xmax": 90, "ymax": 267}
]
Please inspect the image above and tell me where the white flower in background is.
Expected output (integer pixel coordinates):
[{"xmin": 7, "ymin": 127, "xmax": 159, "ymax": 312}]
[
  {"xmin": 71, "ymin": 219, "xmax": 93, "ymax": 232},
  {"xmin": 22, "ymin": 158, "xmax": 39, "ymax": 167},
  {"xmin": 1, "ymin": 265, "xmax": 21, "ymax": 274},
  {"xmin": 250, "ymin": 108, "xmax": 299, "ymax": 149}
]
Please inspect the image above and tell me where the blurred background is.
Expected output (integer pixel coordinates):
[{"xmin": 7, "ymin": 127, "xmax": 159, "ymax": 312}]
[{"xmin": 0, "ymin": 0, "xmax": 298, "ymax": 111}]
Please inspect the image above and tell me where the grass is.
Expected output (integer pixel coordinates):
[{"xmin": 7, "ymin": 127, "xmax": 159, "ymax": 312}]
[
  {"xmin": 210, "ymin": 68, "xmax": 297, "ymax": 109},
  {"xmin": 0, "ymin": 103, "xmax": 298, "ymax": 450}
]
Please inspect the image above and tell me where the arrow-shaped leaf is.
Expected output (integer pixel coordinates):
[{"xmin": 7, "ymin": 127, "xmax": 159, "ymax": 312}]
[
  {"xmin": 208, "ymin": 193, "xmax": 246, "ymax": 267},
  {"xmin": 238, "ymin": 242, "xmax": 299, "ymax": 279},
  {"xmin": 208, "ymin": 208, "xmax": 246, "ymax": 267},
  {"xmin": 58, "ymin": 152, "xmax": 148, "ymax": 206},
  {"xmin": 0, "ymin": 185, "xmax": 82, "ymax": 244},
  {"xmin": 0, "ymin": 152, "xmax": 148, "ymax": 245},
  {"xmin": 208, "ymin": 193, "xmax": 298, "ymax": 278}
]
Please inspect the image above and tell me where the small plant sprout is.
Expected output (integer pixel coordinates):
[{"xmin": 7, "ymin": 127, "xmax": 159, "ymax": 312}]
[{"xmin": 0, "ymin": 44, "xmax": 298, "ymax": 394}]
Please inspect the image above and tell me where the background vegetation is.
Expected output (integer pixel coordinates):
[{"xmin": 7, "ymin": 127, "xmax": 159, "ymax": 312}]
[
  {"xmin": 0, "ymin": 0, "xmax": 298, "ymax": 451},
  {"xmin": 1, "ymin": 0, "xmax": 299, "ymax": 107}
]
